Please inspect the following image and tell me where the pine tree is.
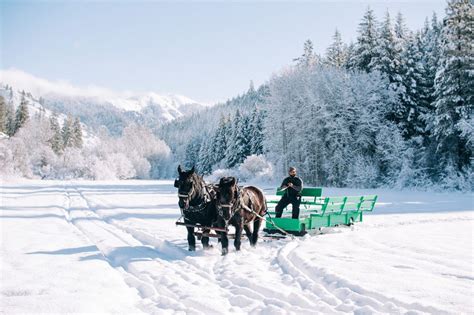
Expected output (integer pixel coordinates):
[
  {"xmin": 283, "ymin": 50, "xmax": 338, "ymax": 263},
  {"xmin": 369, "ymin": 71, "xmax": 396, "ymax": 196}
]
[
  {"xmin": 373, "ymin": 11, "xmax": 402, "ymax": 84},
  {"xmin": 325, "ymin": 29, "xmax": 347, "ymax": 67},
  {"xmin": 420, "ymin": 13, "xmax": 443, "ymax": 131},
  {"xmin": 344, "ymin": 41, "xmax": 357, "ymax": 69},
  {"xmin": 5, "ymin": 105, "xmax": 15, "ymax": 137},
  {"xmin": 354, "ymin": 7, "xmax": 379, "ymax": 72},
  {"xmin": 249, "ymin": 107, "xmax": 264, "ymax": 155},
  {"xmin": 431, "ymin": 0, "xmax": 473, "ymax": 179},
  {"xmin": 0, "ymin": 96, "xmax": 6, "ymax": 134},
  {"xmin": 211, "ymin": 115, "xmax": 229, "ymax": 167},
  {"xmin": 62, "ymin": 116, "xmax": 74, "ymax": 148},
  {"xmin": 417, "ymin": 14, "xmax": 443, "ymax": 176},
  {"xmin": 394, "ymin": 12, "xmax": 409, "ymax": 43},
  {"xmin": 241, "ymin": 114, "xmax": 252, "ymax": 158},
  {"xmin": 184, "ymin": 137, "xmax": 201, "ymax": 169},
  {"xmin": 14, "ymin": 95, "xmax": 29, "ymax": 134},
  {"xmin": 197, "ymin": 135, "xmax": 213, "ymax": 174},
  {"xmin": 248, "ymin": 80, "xmax": 255, "ymax": 95},
  {"xmin": 225, "ymin": 110, "xmax": 248, "ymax": 168},
  {"xmin": 399, "ymin": 32, "xmax": 425, "ymax": 139},
  {"xmin": 49, "ymin": 113, "xmax": 63, "ymax": 154},
  {"xmin": 71, "ymin": 117, "xmax": 83, "ymax": 148},
  {"xmin": 294, "ymin": 39, "xmax": 319, "ymax": 68}
]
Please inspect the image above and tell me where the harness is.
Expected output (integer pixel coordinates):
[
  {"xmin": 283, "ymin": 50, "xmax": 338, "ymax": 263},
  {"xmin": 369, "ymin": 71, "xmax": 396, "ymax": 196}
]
[
  {"xmin": 216, "ymin": 186, "xmax": 241, "ymax": 226},
  {"xmin": 217, "ymin": 186, "xmax": 294, "ymax": 238},
  {"xmin": 218, "ymin": 186, "xmax": 265, "ymax": 227},
  {"xmin": 178, "ymin": 179, "xmax": 214, "ymax": 215}
]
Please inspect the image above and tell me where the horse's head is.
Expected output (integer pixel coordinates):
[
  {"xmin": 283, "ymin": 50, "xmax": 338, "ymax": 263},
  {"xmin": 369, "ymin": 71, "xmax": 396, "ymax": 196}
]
[
  {"xmin": 175, "ymin": 165, "xmax": 196, "ymax": 210},
  {"xmin": 215, "ymin": 176, "xmax": 238, "ymax": 221}
]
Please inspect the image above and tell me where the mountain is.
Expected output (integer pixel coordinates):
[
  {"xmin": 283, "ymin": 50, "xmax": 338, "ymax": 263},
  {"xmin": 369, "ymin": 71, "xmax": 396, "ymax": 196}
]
[
  {"xmin": 0, "ymin": 69, "xmax": 209, "ymax": 136},
  {"xmin": 0, "ymin": 85, "xmax": 98, "ymax": 145},
  {"xmin": 42, "ymin": 92, "xmax": 207, "ymax": 135}
]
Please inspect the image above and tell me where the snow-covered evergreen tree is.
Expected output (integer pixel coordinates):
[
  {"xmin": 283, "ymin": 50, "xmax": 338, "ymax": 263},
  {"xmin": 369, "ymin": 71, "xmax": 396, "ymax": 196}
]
[
  {"xmin": 210, "ymin": 115, "xmax": 229, "ymax": 167},
  {"xmin": 344, "ymin": 41, "xmax": 357, "ymax": 69},
  {"xmin": 49, "ymin": 113, "xmax": 63, "ymax": 155},
  {"xmin": 0, "ymin": 96, "xmax": 6, "ymax": 134},
  {"xmin": 71, "ymin": 117, "xmax": 83, "ymax": 148},
  {"xmin": 184, "ymin": 137, "xmax": 201, "ymax": 169},
  {"xmin": 394, "ymin": 12, "xmax": 409, "ymax": 43},
  {"xmin": 5, "ymin": 107, "xmax": 15, "ymax": 137},
  {"xmin": 62, "ymin": 116, "xmax": 74, "ymax": 148},
  {"xmin": 13, "ymin": 95, "xmax": 29, "ymax": 135},
  {"xmin": 431, "ymin": 0, "xmax": 473, "ymax": 184},
  {"xmin": 249, "ymin": 107, "xmax": 264, "ymax": 155},
  {"xmin": 325, "ymin": 29, "xmax": 347, "ymax": 67},
  {"xmin": 373, "ymin": 12, "xmax": 403, "ymax": 87},
  {"xmin": 294, "ymin": 39, "xmax": 319, "ymax": 68},
  {"xmin": 197, "ymin": 135, "xmax": 213, "ymax": 174},
  {"xmin": 225, "ymin": 110, "xmax": 248, "ymax": 168},
  {"xmin": 398, "ymin": 32, "xmax": 424, "ymax": 139},
  {"xmin": 353, "ymin": 7, "xmax": 379, "ymax": 72}
]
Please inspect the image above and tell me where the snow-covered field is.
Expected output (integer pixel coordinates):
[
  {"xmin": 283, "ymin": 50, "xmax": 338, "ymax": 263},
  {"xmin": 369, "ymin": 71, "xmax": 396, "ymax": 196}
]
[{"xmin": 1, "ymin": 180, "xmax": 473, "ymax": 314}]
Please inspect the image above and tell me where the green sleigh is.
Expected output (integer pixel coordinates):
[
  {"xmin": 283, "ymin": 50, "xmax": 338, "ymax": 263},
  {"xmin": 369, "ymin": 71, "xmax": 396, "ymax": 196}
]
[{"xmin": 264, "ymin": 187, "xmax": 377, "ymax": 236}]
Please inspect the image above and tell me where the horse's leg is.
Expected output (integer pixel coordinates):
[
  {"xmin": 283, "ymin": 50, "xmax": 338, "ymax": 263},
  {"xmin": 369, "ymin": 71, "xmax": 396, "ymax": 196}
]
[
  {"xmin": 233, "ymin": 214, "xmax": 244, "ymax": 251},
  {"xmin": 186, "ymin": 226, "xmax": 196, "ymax": 251},
  {"xmin": 243, "ymin": 224, "xmax": 252, "ymax": 241},
  {"xmin": 234, "ymin": 222, "xmax": 242, "ymax": 251},
  {"xmin": 201, "ymin": 229, "xmax": 212, "ymax": 249},
  {"xmin": 217, "ymin": 218, "xmax": 229, "ymax": 255},
  {"xmin": 220, "ymin": 231, "xmax": 229, "ymax": 255},
  {"xmin": 251, "ymin": 217, "xmax": 262, "ymax": 246}
]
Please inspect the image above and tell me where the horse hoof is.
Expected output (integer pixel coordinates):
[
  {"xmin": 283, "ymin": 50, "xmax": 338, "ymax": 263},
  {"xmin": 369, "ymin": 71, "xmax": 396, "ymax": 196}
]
[
  {"xmin": 221, "ymin": 248, "xmax": 228, "ymax": 256},
  {"xmin": 189, "ymin": 246, "xmax": 196, "ymax": 251},
  {"xmin": 203, "ymin": 245, "xmax": 213, "ymax": 250}
]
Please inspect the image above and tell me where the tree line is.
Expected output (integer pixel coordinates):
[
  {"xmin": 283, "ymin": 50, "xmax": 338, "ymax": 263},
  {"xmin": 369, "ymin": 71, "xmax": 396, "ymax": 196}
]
[{"xmin": 164, "ymin": 0, "xmax": 472, "ymax": 190}]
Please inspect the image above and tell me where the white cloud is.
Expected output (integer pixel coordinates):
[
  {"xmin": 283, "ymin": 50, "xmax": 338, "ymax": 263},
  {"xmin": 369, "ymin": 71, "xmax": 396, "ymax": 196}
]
[
  {"xmin": 0, "ymin": 68, "xmax": 126, "ymax": 99},
  {"xmin": 0, "ymin": 68, "xmax": 218, "ymax": 107}
]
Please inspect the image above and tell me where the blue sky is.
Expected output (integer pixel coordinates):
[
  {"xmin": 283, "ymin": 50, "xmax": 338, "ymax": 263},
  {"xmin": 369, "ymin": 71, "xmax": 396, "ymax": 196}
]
[{"xmin": 1, "ymin": 1, "xmax": 446, "ymax": 104}]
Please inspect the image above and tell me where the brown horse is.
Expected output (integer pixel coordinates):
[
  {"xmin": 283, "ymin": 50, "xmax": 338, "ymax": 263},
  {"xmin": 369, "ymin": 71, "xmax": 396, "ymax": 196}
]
[{"xmin": 214, "ymin": 177, "xmax": 266, "ymax": 255}]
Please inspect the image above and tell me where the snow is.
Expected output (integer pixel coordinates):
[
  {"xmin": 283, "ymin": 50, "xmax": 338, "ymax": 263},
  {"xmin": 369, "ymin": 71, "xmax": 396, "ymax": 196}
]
[
  {"xmin": 1, "ymin": 180, "xmax": 473, "ymax": 314},
  {"xmin": 104, "ymin": 92, "xmax": 205, "ymax": 114}
]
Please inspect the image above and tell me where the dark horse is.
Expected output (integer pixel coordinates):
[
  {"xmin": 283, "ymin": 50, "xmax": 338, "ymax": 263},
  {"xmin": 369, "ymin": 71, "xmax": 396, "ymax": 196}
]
[
  {"xmin": 214, "ymin": 177, "xmax": 267, "ymax": 255},
  {"xmin": 174, "ymin": 165, "xmax": 217, "ymax": 251}
]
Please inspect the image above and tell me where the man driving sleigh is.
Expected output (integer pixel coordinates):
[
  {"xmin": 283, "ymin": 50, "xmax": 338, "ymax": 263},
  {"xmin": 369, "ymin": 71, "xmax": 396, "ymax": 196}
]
[{"xmin": 275, "ymin": 167, "xmax": 303, "ymax": 219}]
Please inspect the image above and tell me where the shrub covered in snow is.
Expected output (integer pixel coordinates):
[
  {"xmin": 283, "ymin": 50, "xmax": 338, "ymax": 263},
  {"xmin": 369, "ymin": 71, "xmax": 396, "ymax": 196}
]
[
  {"xmin": 204, "ymin": 155, "xmax": 274, "ymax": 184},
  {"xmin": 238, "ymin": 155, "xmax": 274, "ymax": 182},
  {"xmin": 204, "ymin": 168, "xmax": 239, "ymax": 184},
  {"xmin": 0, "ymin": 115, "xmax": 171, "ymax": 180}
]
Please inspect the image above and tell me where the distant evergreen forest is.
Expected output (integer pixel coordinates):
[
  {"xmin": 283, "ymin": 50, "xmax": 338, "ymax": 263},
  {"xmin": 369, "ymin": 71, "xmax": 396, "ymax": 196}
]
[
  {"xmin": 159, "ymin": 0, "xmax": 473, "ymax": 189},
  {"xmin": 0, "ymin": 0, "xmax": 471, "ymax": 189}
]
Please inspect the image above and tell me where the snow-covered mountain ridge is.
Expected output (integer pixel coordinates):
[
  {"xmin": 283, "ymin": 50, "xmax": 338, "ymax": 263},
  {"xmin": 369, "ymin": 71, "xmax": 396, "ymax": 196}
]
[
  {"xmin": 0, "ymin": 86, "xmax": 98, "ymax": 145},
  {"xmin": 0, "ymin": 69, "xmax": 210, "ymax": 133}
]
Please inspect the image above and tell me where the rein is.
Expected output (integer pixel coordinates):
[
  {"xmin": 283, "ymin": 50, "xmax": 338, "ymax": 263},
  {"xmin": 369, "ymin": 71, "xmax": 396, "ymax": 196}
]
[{"xmin": 218, "ymin": 187, "xmax": 294, "ymax": 238}]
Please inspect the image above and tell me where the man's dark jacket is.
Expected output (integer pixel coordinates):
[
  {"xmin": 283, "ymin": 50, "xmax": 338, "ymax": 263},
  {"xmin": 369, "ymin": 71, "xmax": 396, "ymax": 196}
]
[{"xmin": 280, "ymin": 176, "xmax": 303, "ymax": 199}]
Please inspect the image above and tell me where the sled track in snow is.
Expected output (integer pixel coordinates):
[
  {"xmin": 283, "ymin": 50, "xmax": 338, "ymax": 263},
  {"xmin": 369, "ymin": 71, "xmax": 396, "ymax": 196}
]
[
  {"xmin": 278, "ymin": 242, "xmax": 450, "ymax": 314},
  {"xmin": 54, "ymin": 183, "xmax": 461, "ymax": 314}
]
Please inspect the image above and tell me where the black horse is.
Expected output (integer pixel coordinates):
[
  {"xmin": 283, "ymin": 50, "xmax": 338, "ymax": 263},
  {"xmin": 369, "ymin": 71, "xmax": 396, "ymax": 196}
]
[
  {"xmin": 214, "ymin": 177, "xmax": 267, "ymax": 255},
  {"xmin": 174, "ymin": 165, "xmax": 217, "ymax": 251}
]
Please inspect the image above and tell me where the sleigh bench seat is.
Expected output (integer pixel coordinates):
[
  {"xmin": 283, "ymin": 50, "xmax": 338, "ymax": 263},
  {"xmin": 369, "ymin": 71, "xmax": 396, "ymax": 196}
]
[{"xmin": 264, "ymin": 190, "xmax": 378, "ymax": 235}]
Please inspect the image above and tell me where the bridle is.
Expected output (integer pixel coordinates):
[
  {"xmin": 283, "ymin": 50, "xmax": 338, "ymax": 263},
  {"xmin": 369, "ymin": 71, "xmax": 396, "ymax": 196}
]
[
  {"xmin": 176, "ymin": 176, "xmax": 212, "ymax": 214},
  {"xmin": 216, "ymin": 186, "xmax": 240, "ymax": 225}
]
